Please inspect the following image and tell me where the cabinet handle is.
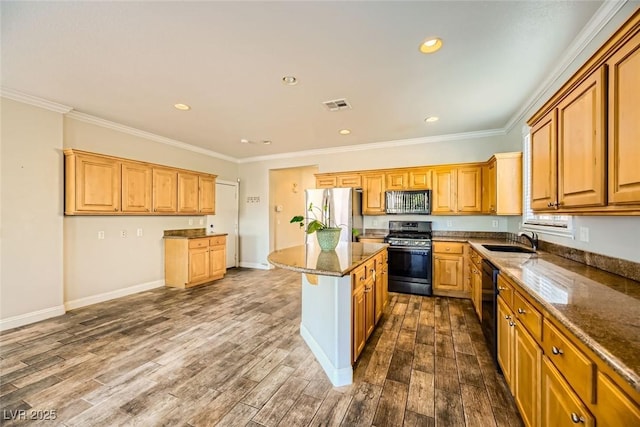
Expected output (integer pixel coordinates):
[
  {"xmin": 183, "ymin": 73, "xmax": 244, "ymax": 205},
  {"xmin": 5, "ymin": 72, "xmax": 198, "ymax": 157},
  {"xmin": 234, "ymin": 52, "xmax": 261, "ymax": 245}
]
[
  {"xmin": 570, "ymin": 413, "xmax": 585, "ymax": 424},
  {"xmin": 446, "ymin": 247, "xmax": 451, "ymax": 251},
  {"xmin": 547, "ymin": 202, "xmax": 553, "ymax": 208},
  {"xmin": 517, "ymin": 308, "xmax": 526, "ymax": 315},
  {"xmin": 509, "ymin": 321, "xmax": 516, "ymax": 327},
  {"xmin": 552, "ymin": 346, "xmax": 564, "ymax": 356},
  {"xmin": 504, "ymin": 315, "xmax": 511, "ymax": 320},
  {"xmin": 498, "ymin": 286, "xmax": 506, "ymax": 291}
]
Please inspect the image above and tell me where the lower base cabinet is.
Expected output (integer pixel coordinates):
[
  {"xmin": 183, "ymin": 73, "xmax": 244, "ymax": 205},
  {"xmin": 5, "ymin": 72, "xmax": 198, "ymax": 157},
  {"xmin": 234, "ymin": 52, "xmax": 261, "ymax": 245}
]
[
  {"xmin": 165, "ymin": 235, "xmax": 227, "ymax": 288},
  {"xmin": 497, "ymin": 272, "xmax": 640, "ymax": 427},
  {"xmin": 352, "ymin": 251, "xmax": 387, "ymax": 364}
]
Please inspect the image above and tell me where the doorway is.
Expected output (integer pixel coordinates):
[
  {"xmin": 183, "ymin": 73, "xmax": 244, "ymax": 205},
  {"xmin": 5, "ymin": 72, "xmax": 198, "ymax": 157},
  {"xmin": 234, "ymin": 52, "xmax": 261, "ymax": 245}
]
[
  {"xmin": 215, "ymin": 180, "xmax": 239, "ymax": 268},
  {"xmin": 269, "ymin": 165, "xmax": 318, "ymax": 252}
]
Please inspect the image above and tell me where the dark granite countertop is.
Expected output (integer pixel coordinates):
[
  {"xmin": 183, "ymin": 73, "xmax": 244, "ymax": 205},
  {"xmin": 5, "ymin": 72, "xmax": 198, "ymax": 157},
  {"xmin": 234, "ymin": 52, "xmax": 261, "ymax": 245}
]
[
  {"xmin": 468, "ymin": 239, "xmax": 640, "ymax": 393},
  {"xmin": 267, "ymin": 242, "xmax": 388, "ymax": 277},
  {"xmin": 163, "ymin": 228, "xmax": 228, "ymax": 239}
]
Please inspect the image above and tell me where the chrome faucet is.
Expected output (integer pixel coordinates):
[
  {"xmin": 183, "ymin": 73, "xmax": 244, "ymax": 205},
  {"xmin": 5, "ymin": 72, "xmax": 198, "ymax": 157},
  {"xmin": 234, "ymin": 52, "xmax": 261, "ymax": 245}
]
[{"xmin": 518, "ymin": 231, "xmax": 538, "ymax": 251}]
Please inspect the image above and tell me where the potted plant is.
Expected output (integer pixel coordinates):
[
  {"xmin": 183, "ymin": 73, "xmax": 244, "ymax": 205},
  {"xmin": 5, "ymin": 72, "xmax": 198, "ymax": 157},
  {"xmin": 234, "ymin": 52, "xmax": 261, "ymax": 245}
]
[{"xmin": 290, "ymin": 202, "xmax": 343, "ymax": 251}]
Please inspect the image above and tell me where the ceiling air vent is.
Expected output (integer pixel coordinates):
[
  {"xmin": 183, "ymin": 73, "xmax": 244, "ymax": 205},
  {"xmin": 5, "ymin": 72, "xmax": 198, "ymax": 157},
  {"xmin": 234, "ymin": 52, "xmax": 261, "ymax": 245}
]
[{"xmin": 322, "ymin": 98, "xmax": 352, "ymax": 112}]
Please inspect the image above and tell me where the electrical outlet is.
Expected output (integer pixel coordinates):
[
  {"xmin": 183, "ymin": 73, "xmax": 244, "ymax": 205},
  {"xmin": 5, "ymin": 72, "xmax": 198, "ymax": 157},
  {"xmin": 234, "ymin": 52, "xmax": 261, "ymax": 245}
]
[
  {"xmin": 188, "ymin": 218, "xmax": 194, "ymax": 225},
  {"xmin": 446, "ymin": 220, "xmax": 453, "ymax": 227},
  {"xmin": 120, "ymin": 230, "xmax": 127, "ymax": 238},
  {"xmin": 136, "ymin": 228, "xmax": 143, "ymax": 237},
  {"xmin": 492, "ymin": 220, "xmax": 499, "ymax": 228},
  {"xmin": 579, "ymin": 226, "xmax": 589, "ymax": 242},
  {"xmin": 98, "ymin": 231, "xmax": 105, "ymax": 240}
]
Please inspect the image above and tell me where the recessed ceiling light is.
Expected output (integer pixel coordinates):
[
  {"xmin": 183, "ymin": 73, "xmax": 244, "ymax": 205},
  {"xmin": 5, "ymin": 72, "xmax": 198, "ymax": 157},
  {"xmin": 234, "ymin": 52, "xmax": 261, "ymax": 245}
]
[
  {"xmin": 282, "ymin": 76, "xmax": 298, "ymax": 85},
  {"xmin": 174, "ymin": 103, "xmax": 191, "ymax": 111},
  {"xmin": 339, "ymin": 129, "xmax": 351, "ymax": 135},
  {"xmin": 424, "ymin": 116, "xmax": 439, "ymax": 123},
  {"xmin": 240, "ymin": 138, "xmax": 250, "ymax": 144},
  {"xmin": 262, "ymin": 140, "xmax": 272, "ymax": 145},
  {"xmin": 419, "ymin": 37, "xmax": 443, "ymax": 54}
]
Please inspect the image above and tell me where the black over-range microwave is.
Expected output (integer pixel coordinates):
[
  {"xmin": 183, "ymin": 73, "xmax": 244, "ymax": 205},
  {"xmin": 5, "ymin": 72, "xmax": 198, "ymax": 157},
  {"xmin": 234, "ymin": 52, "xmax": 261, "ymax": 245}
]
[{"xmin": 385, "ymin": 190, "xmax": 431, "ymax": 215}]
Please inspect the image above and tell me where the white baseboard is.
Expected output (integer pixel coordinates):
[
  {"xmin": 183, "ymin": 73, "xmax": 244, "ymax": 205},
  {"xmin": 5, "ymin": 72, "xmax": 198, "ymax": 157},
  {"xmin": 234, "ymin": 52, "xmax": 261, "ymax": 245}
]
[
  {"xmin": 0, "ymin": 305, "xmax": 66, "ymax": 332},
  {"xmin": 300, "ymin": 324, "xmax": 353, "ymax": 387},
  {"xmin": 64, "ymin": 279, "xmax": 165, "ymax": 311},
  {"xmin": 239, "ymin": 261, "xmax": 271, "ymax": 270}
]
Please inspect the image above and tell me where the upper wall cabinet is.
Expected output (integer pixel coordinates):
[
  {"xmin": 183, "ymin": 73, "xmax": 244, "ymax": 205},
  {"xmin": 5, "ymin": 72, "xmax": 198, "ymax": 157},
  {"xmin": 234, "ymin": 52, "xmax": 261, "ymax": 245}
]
[
  {"xmin": 432, "ymin": 166, "xmax": 482, "ymax": 214},
  {"xmin": 65, "ymin": 151, "xmax": 121, "ymax": 213},
  {"xmin": 362, "ymin": 173, "xmax": 386, "ymax": 215},
  {"xmin": 607, "ymin": 30, "xmax": 640, "ymax": 206},
  {"xmin": 385, "ymin": 168, "xmax": 432, "ymax": 190},
  {"xmin": 528, "ymin": 10, "xmax": 640, "ymax": 214},
  {"xmin": 315, "ymin": 173, "xmax": 362, "ymax": 189},
  {"xmin": 483, "ymin": 152, "xmax": 523, "ymax": 215},
  {"xmin": 64, "ymin": 149, "xmax": 217, "ymax": 216}
]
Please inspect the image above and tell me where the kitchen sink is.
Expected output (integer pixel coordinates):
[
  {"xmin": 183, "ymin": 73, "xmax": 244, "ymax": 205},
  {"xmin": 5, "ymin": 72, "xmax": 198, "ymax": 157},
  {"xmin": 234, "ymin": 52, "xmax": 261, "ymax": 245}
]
[{"xmin": 482, "ymin": 244, "xmax": 535, "ymax": 253}]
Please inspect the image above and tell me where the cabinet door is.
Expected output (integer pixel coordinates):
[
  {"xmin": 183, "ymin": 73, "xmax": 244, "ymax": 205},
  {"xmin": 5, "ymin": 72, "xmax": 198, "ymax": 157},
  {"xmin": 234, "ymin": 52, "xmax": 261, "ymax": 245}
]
[
  {"xmin": 497, "ymin": 296, "xmax": 514, "ymax": 389},
  {"xmin": 608, "ymin": 31, "xmax": 640, "ymax": 205},
  {"xmin": 188, "ymin": 247, "xmax": 210, "ymax": 284},
  {"xmin": 178, "ymin": 172, "xmax": 199, "ymax": 213},
  {"xmin": 386, "ymin": 171, "xmax": 408, "ymax": 190},
  {"xmin": 74, "ymin": 153, "xmax": 121, "ymax": 212},
  {"xmin": 121, "ymin": 161, "xmax": 151, "ymax": 213},
  {"xmin": 337, "ymin": 174, "xmax": 362, "ymax": 188},
  {"xmin": 514, "ymin": 322, "xmax": 542, "ymax": 427},
  {"xmin": 432, "ymin": 168, "xmax": 456, "ymax": 213},
  {"xmin": 530, "ymin": 110, "xmax": 557, "ymax": 211},
  {"xmin": 316, "ymin": 175, "xmax": 337, "ymax": 188},
  {"xmin": 409, "ymin": 168, "xmax": 431, "ymax": 189},
  {"xmin": 153, "ymin": 168, "xmax": 178, "ymax": 213},
  {"xmin": 352, "ymin": 283, "xmax": 366, "ymax": 363},
  {"xmin": 471, "ymin": 268, "xmax": 482, "ymax": 320},
  {"xmin": 209, "ymin": 244, "xmax": 226, "ymax": 278},
  {"xmin": 483, "ymin": 160, "xmax": 497, "ymax": 214},
  {"xmin": 374, "ymin": 258, "xmax": 384, "ymax": 324},
  {"xmin": 362, "ymin": 174, "xmax": 386, "ymax": 215},
  {"xmin": 457, "ymin": 166, "xmax": 482, "ymax": 212},
  {"xmin": 557, "ymin": 67, "xmax": 606, "ymax": 208},
  {"xmin": 596, "ymin": 372, "xmax": 640, "ymax": 426},
  {"xmin": 433, "ymin": 253, "xmax": 464, "ymax": 292},
  {"xmin": 199, "ymin": 175, "xmax": 216, "ymax": 214},
  {"xmin": 541, "ymin": 357, "xmax": 594, "ymax": 427},
  {"xmin": 365, "ymin": 278, "xmax": 375, "ymax": 339}
]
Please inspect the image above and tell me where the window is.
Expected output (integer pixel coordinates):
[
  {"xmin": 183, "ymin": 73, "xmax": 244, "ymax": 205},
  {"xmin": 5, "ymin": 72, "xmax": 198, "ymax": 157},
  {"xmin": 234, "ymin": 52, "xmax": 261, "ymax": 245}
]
[{"xmin": 522, "ymin": 129, "xmax": 573, "ymax": 237}]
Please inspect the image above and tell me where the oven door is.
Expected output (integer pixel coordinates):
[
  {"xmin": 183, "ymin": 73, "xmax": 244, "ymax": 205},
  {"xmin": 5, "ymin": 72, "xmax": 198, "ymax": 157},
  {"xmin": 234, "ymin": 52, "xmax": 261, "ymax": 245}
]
[{"xmin": 387, "ymin": 246, "xmax": 432, "ymax": 296}]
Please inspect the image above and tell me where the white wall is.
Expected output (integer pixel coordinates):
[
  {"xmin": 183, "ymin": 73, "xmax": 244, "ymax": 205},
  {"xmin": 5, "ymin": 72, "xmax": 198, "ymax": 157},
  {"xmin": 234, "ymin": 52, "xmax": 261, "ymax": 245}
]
[
  {"xmin": 63, "ymin": 117, "xmax": 239, "ymax": 305},
  {"xmin": 505, "ymin": 3, "xmax": 640, "ymax": 263},
  {"xmin": 1, "ymin": 98, "xmax": 65, "ymax": 328},
  {"xmin": 238, "ymin": 132, "xmax": 519, "ymax": 267}
]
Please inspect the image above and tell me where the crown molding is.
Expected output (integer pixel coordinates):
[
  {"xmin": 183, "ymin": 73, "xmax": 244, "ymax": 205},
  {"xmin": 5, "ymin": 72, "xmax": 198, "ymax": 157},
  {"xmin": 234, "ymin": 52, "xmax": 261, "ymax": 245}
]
[
  {"xmin": 65, "ymin": 111, "xmax": 238, "ymax": 163},
  {"xmin": 237, "ymin": 128, "xmax": 506, "ymax": 164},
  {"xmin": 0, "ymin": 87, "xmax": 73, "ymax": 113},
  {"xmin": 504, "ymin": 0, "xmax": 628, "ymax": 134}
]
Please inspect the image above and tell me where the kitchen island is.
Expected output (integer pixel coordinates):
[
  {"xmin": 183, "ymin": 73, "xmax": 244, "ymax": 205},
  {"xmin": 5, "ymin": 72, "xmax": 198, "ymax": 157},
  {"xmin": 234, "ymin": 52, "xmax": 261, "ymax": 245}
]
[{"xmin": 268, "ymin": 241, "xmax": 387, "ymax": 386}]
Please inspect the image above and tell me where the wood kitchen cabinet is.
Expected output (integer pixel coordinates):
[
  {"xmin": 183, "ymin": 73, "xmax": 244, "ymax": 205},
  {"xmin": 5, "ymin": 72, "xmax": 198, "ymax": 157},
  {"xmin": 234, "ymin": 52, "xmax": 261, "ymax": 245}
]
[
  {"xmin": 153, "ymin": 167, "xmax": 178, "ymax": 213},
  {"xmin": 541, "ymin": 356, "xmax": 594, "ymax": 427},
  {"xmin": 64, "ymin": 150, "xmax": 121, "ymax": 214},
  {"xmin": 121, "ymin": 161, "xmax": 152, "ymax": 213},
  {"xmin": 316, "ymin": 175, "xmax": 337, "ymax": 188},
  {"xmin": 362, "ymin": 173, "xmax": 386, "ymax": 215},
  {"xmin": 497, "ymin": 296, "xmax": 515, "ymax": 389},
  {"xmin": 432, "ymin": 241, "xmax": 466, "ymax": 297},
  {"xmin": 314, "ymin": 173, "xmax": 362, "ymax": 188},
  {"xmin": 409, "ymin": 168, "xmax": 432, "ymax": 189},
  {"xmin": 177, "ymin": 172, "xmax": 199, "ymax": 213},
  {"xmin": 530, "ymin": 67, "xmax": 606, "ymax": 211},
  {"xmin": 607, "ymin": 30, "xmax": 640, "ymax": 206},
  {"xmin": 527, "ymin": 10, "xmax": 640, "ymax": 214},
  {"xmin": 385, "ymin": 167, "xmax": 431, "ymax": 190},
  {"xmin": 385, "ymin": 171, "xmax": 408, "ymax": 190},
  {"xmin": 352, "ymin": 250, "xmax": 387, "ymax": 363},
  {"xmin": 164, "ymin": 235, "xmax": 227, "ymax": 288},
  {"xmin": 337, "ymin": 174, "xmax": 362, "ymax": 188},
  {"xmin": 483, "ymin": 152, "xmax": 522, "ymax": 215},
  {"xmin": 432, "ymin": 166, "xmax": 482, "ymax": 214},
  {"xmin": 469, "ymin": 248, "xmax": 483, "ymax": 319},
  {"xmin": 199, "ymin": 175, "xmax": 216, "ymax": 214}
]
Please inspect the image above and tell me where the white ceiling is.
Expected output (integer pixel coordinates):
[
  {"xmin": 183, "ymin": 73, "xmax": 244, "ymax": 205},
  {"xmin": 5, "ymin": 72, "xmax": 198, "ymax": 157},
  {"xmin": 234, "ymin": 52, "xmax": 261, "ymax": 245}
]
[{"xmin": 1, "ymin": 1, "xmax": 611, "ymax": 160}]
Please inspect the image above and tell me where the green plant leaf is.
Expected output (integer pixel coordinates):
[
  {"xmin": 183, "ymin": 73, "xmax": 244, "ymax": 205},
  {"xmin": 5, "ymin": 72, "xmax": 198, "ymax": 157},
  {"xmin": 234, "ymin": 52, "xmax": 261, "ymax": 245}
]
[
  {"xmin": 306, "ymin": 220, "xmax": 325, "ymax": 234},
  {"xmin": 290, "ymin": 215, "xmax": 304, "ymax": 224}
]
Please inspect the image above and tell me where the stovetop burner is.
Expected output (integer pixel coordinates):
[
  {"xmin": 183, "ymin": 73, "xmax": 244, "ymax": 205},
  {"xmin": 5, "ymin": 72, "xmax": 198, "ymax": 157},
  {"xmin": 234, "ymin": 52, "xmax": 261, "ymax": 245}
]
[{"xmin": 385, "ymin": 220, "xmax": 433, "ymax": 246}]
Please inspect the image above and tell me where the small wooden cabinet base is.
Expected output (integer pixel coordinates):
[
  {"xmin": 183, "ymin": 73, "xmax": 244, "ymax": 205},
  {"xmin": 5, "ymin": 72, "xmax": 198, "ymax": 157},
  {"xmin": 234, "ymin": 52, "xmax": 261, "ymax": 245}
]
[{"xmin": 164, "ymin": 235, "xmax": 227, "ymax": 288}]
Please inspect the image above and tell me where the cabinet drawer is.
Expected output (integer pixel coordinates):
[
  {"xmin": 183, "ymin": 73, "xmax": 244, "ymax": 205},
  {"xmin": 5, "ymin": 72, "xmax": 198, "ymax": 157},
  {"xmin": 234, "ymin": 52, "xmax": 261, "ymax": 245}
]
[
  {"xmin": 209, "ymin": 236, "xmax": 225, "ymax": 246},
  {"xmin": 433, "ymin": 241, "xmax": 464, "ymax": 254},
  {"xmin": 188, "ymin": 238, "xmax": 209, "ymax": 249},
  {"xmin": 513, "ymin": 292, "xmax": 542, "ymax": 342},
  {"xmin": 497, "ymin": 275, "xmax": 515, "ymax": 310},
  {"xmin": 542, "ymin": 320, "xmax": 595, "ymax": 404},
  {"xmin": 352, "ymin": 265, "xmax": 366, "ymax": 291},
  {"xmin": 469, "ymin": 249, "xmax": 483, "ymax": 268}
]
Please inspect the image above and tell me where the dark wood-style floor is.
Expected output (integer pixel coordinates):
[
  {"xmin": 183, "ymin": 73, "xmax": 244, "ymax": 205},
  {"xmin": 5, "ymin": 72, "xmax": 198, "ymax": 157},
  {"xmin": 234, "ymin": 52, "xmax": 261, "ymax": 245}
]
[{"xmin": 0, "ymin": 268, "xmax": 523, "ymax": 426}]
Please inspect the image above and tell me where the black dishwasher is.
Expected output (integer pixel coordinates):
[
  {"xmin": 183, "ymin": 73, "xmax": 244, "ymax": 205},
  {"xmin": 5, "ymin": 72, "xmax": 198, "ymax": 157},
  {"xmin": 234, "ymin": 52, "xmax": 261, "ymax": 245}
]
[{"xmin": 481, "ymin": 259, "xmax": 500, "ymax": 368}]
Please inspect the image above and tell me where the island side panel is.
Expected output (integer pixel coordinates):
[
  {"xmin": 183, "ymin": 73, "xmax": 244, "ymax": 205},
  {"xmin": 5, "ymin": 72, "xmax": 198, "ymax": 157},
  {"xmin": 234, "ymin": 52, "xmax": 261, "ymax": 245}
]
[{"xmin": 300, "ymin": 273, "xmax": 353, "ymax": 387}]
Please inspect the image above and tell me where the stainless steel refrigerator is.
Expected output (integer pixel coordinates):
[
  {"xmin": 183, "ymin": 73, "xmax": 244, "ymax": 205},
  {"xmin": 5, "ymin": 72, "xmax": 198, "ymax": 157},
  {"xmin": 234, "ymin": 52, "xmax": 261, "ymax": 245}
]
[{"xmin": 304, "ymin": 188, "xmax": 363, "ymax": 244}]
